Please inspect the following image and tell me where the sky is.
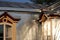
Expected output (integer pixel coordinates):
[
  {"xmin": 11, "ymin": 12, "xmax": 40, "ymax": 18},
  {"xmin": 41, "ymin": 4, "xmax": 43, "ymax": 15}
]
[{"xmin": 0, "ymin": 0, "xmax": 31, "ymax": 3}]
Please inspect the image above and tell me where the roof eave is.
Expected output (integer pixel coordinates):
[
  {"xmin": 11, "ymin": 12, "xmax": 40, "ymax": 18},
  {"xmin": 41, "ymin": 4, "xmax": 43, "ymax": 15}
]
[{"xmin": 0, "ymin": 7, "xmax": 41, "ymax": 12}]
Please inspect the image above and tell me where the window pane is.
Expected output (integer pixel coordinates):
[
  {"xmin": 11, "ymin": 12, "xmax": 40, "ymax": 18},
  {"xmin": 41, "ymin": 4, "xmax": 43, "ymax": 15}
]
[
  {"xmin": 0, "ymin": 25, "xmax": 3, "ymax": 40},
  {"xmin": 6, "ymin": 25, "xmax": 12, "ymax": 40}
]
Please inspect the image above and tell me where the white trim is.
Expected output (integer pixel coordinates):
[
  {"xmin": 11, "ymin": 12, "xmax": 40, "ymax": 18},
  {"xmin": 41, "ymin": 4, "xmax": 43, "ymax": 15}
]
[
  {"xmin": 0, "ymin": 22, "xmax": 12, "ymax": 26},
  {"xmin": 4, "ymin": 23, "xmax": 6, "ymax": 40},
  {"xmin": 0, "ymin": 7, "xmax": 41, "ymax": 12}
]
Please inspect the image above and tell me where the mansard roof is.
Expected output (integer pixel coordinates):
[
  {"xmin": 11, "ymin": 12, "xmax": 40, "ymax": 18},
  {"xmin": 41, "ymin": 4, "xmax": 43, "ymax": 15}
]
[{"xmin": 0, "ymin": 1, "xmax": 46, "ymax": 9}]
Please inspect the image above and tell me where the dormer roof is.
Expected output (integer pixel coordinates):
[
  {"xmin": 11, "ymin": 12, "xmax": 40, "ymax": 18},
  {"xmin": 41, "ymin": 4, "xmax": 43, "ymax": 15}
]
[
  {"xmin": 0, "ymin": 12, "xmax": 20, "ymax": 23},
  {"xmin": 0, "ymin": 12, "xmax": 20, "ymax": 21}
]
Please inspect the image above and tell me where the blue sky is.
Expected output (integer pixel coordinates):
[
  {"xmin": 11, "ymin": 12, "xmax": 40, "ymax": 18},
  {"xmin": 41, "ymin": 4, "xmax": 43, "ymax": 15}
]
[{"xmin": 0, "ymin": 0, "xmax": 31, "ymax": 3}]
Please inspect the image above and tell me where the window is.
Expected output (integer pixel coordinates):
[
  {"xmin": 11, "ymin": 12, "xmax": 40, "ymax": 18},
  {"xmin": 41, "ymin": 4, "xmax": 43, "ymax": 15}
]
[
  {"xmin": 0, "ymin": 24, "xmax": 12, "ymax": 40},
  {"xmin": 0, "ymin": 12, "xmax": 20, "ymax": 40},
  {"xmin": 43, "ymin": 19, "xmax": 60, "ymax": 40}
]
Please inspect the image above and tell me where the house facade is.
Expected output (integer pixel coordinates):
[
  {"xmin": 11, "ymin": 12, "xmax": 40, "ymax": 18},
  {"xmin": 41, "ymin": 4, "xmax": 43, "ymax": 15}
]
[{"xmin": 0, "ymin": 1, "xmax": 60, "ymax": 40}]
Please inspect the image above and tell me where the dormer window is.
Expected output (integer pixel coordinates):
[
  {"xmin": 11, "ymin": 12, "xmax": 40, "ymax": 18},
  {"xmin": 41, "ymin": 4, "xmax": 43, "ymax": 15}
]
[
  {"xmin": 0, "ymin": 12, "xmax": 20, "ymax": 40},
  {"xmin": 39, "ymin": 14, "xmax": 60, "ymax": 40}
]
